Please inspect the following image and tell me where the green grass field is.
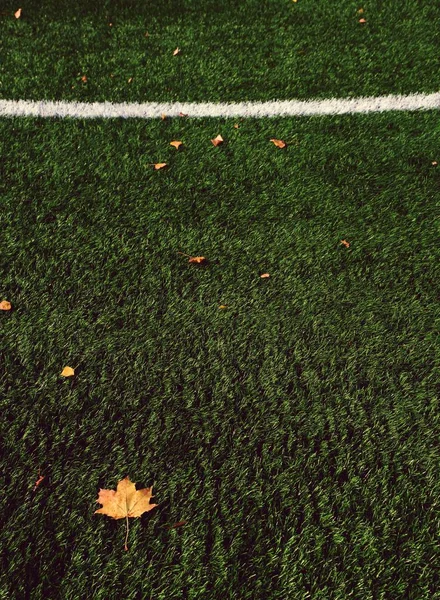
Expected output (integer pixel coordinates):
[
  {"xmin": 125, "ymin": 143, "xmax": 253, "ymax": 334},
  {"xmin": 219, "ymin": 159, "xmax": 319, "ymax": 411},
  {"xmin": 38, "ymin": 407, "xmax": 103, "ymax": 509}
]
[{"xmin": 1, "ymin": 2, "xmax": 440, "ymax": 599}]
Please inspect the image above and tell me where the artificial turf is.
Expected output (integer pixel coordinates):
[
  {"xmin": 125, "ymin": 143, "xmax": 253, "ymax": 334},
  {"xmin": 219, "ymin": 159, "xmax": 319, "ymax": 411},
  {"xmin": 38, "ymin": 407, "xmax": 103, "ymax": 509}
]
[
  {"xmin": 1, "ymin": 111, "xmax": 439, "ymax": 598},
  {"xmin": 1, "ymin": 0, "xmax": 440, "ymax": 103},
  {"xmin": 1, "ymin": 0, "xmax": 440, "ymax": 597}
]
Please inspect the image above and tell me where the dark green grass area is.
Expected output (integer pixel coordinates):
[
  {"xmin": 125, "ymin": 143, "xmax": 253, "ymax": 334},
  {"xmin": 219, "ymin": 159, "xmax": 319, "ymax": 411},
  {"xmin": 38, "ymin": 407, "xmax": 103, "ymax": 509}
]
[
  {"xmin": 1, "ymin": 0, "xmax": 440, "ymax": 103},
  {"xmin": 1, "ymin": 112, "xmax": 440, "ymax": 599}
]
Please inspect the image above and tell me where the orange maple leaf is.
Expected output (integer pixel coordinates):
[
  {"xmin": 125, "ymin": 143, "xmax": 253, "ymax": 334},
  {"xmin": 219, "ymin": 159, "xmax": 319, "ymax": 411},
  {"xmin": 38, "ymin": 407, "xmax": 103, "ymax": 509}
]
[
  {"xmin": 211, "ymin": 135, "xmax": 224, "ymax": 146},
  {"xmin": 170, "ymin": 140, "xmax": 183, "ymax": 149},
  {"xmin": 340, "ymin": 240, "xmax": 350, "ymax": 247},
  {"xmin": 0, "ymin": 300, "xmax": 12, "ymax": 311},
  {"xmin": 95, "ymin": 477, "xmax": 158, "ymax": 550},
  {"xmin": 270, "ymin": 139, "xmax": 286, "ymax": 148}
]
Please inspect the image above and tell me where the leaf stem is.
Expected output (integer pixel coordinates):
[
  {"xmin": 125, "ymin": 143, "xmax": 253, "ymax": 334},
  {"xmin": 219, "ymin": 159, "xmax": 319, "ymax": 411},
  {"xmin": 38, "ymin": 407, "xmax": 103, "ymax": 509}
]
[{"xmin": 124, "ymin": 515, "xmax": 129, "ymax": 551}]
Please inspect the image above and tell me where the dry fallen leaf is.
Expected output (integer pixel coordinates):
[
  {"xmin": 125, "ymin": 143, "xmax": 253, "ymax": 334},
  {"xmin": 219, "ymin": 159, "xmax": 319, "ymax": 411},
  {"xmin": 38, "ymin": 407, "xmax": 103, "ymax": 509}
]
[
  {"xmin": 33, "ymin": 472, "xmax": 45, "ymax": 492},
  {"xmin": 179, "ymin": 112, "xmax": 188, "ymax": 118},
  {"xmin": 177, "ymin": 251, "xmax": 207, "ymax": 264},
  {"xmin": 81, "ymin": 75, "xmax": 88, "ymax": 83},
  {"xmin": 153, "ymin": 163, "xmax": 167, "ymax": 170},
  {"xmin": 95, "ymin": 477, "xmax": 158, "ymax": 550},
  {"xmin": 0, "ymin": 300, "xmax": 12, "ymax": 311},
  {"xmin": 357, "ymin": 8, "xmax": 364, "ymax": 14},
  {"xmin": 234, "ymin": 124, "xmax": 240, "ymax": 129},
  {"xmin": 359, "ymin": 18, "xmax": 366, "ymax": 23},
  {"xmin": 170, "ymin": 140, "xmax": 183, "ymax": 149},
  {"xmin": 128, "ymin": 77, "xmax": 133, "ymax": 83},
  {"xmin": 340, "ymin": 240, "xmax": 350, "ymax": 248},
  {"xmin": 173, "ymin": 47, "xmax": 181, "ymax": 56},
  {"xmin": 270, "ymin": 139, "xmax": 286, "ymax": 148},
  {"xmin": 211, "ymin": 135, "xmax": 224, "ymax": 146},
  {"xmin": 188, "ymin": 256, "xmax": 206, "ymax": 264},
  {"xmin": 95, "ymin": 477, "xmax": 157, "ymax": 519},
  {"xmin": 14, "ymin": 8, "xmax": 21, "ymax": 18},
  {"xmin": 61, "ymin": 366, "xmax": 75, "ymax": 377},
  {"xmin": 219, "ymin": 305, "xmax": 228, "ymax": 309},
  {"xmin": 161, "ymin": 113, "xmax": 167, "ymax": 120},
  {"xmin": 432, "ymin": 161, "xmax": 438, "ymax": 166},
  {"xmin": 260, "ymin": 273, "xmax": 270, "ymax": 278}
]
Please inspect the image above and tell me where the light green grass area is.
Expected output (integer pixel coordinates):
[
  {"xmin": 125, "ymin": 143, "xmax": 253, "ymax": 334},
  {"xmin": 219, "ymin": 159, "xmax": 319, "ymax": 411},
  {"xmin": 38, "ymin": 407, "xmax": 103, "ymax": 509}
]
[
  {"xmin": 1, "ymin": 0, "xmax": 440, "ymax": 103},
  {"xmin": 1, "ymin": 111, "xmax": 439, "ymax": 598}
]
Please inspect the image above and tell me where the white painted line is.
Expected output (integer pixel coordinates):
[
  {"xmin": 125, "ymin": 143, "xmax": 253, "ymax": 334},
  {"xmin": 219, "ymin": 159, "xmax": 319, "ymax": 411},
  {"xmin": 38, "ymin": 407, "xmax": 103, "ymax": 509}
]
[{"xmin": 1, "ymin": 93, "xmax": 440, "ymax": 119}]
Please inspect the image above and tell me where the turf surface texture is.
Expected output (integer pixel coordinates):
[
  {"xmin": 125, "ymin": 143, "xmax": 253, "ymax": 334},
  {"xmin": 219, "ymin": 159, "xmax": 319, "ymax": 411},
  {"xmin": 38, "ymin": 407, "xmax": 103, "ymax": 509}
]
[
  {"xmin": 1, "ymin": 1, "xmax": 440, "ymax": 599},
  {"xmin": 1, "ymin": 0, "xmax": 440, "ymax": 102}
]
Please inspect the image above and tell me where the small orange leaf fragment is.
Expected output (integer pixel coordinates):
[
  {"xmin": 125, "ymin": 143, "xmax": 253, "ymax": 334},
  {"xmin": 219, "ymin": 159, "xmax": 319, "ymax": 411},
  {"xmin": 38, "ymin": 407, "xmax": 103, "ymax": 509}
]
[
  {"xmin": 173, "ymin": 47, "xmax": 181, "ymax": 56},
  {"xmin": 260, "ymin": 273, "xmax": 270, "ymax": 278},
  {"xmin": 81, "ymin": 75, "xmax": 88, "ymax": 83},
  {"xmin": 340, "ymin": 240, "xmax": 350, "ymax": 248},
  {"xmin": 153, "ymin": 163, "xmax": 167, "ymax": 170},
  {"xmin": 270, "ymin": 139, "xmax": 286, "ymax": 148},
  {"xmin": 61, "ymin": 366, "xmax": 75, "ymax": 377},
  {"xmin": 170, "ymin": 140, "xmax": 183, "ymax": 149},
  {"xmin": 188, "ymin": 256, "xmax": 206, "ymax": 264},
  {"xmin": 432, "ymin": 161, "xmax": 437, "ymax": 166},
  {"xmin": 0, "ymin": 300, "xmax": 12, "ymax": 311},
  {"xmin": 211, "ymin": 135, "xmax": 224, "ymax": 146},
  {"xmin": 161, "ymin": 113, "xmax": 167, "ymax": 120},
  {"xmin": 128, "ymin": 77, "xmax": 133, "ymax": 83},
  {"xmin": 234, "ymin": 124, "xmax": 240, "ymax": 129},
  {"xmin": 219, "ymin": 305, "xmax": 227, "ymax": 309},
  {"xmin": 359, "ymin": 18, "xmax": 366, "ymax": 23},
  {"xmin": 33, "ymin": 474, "xmax": 45, "ymax": 491},
  {"xmin": 179, "ymin": 112, "xmax": 188, "ymax": 117},
  {"xmin": 14, "ymin": 8, "xmax": 22, "ymax": 18}
]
